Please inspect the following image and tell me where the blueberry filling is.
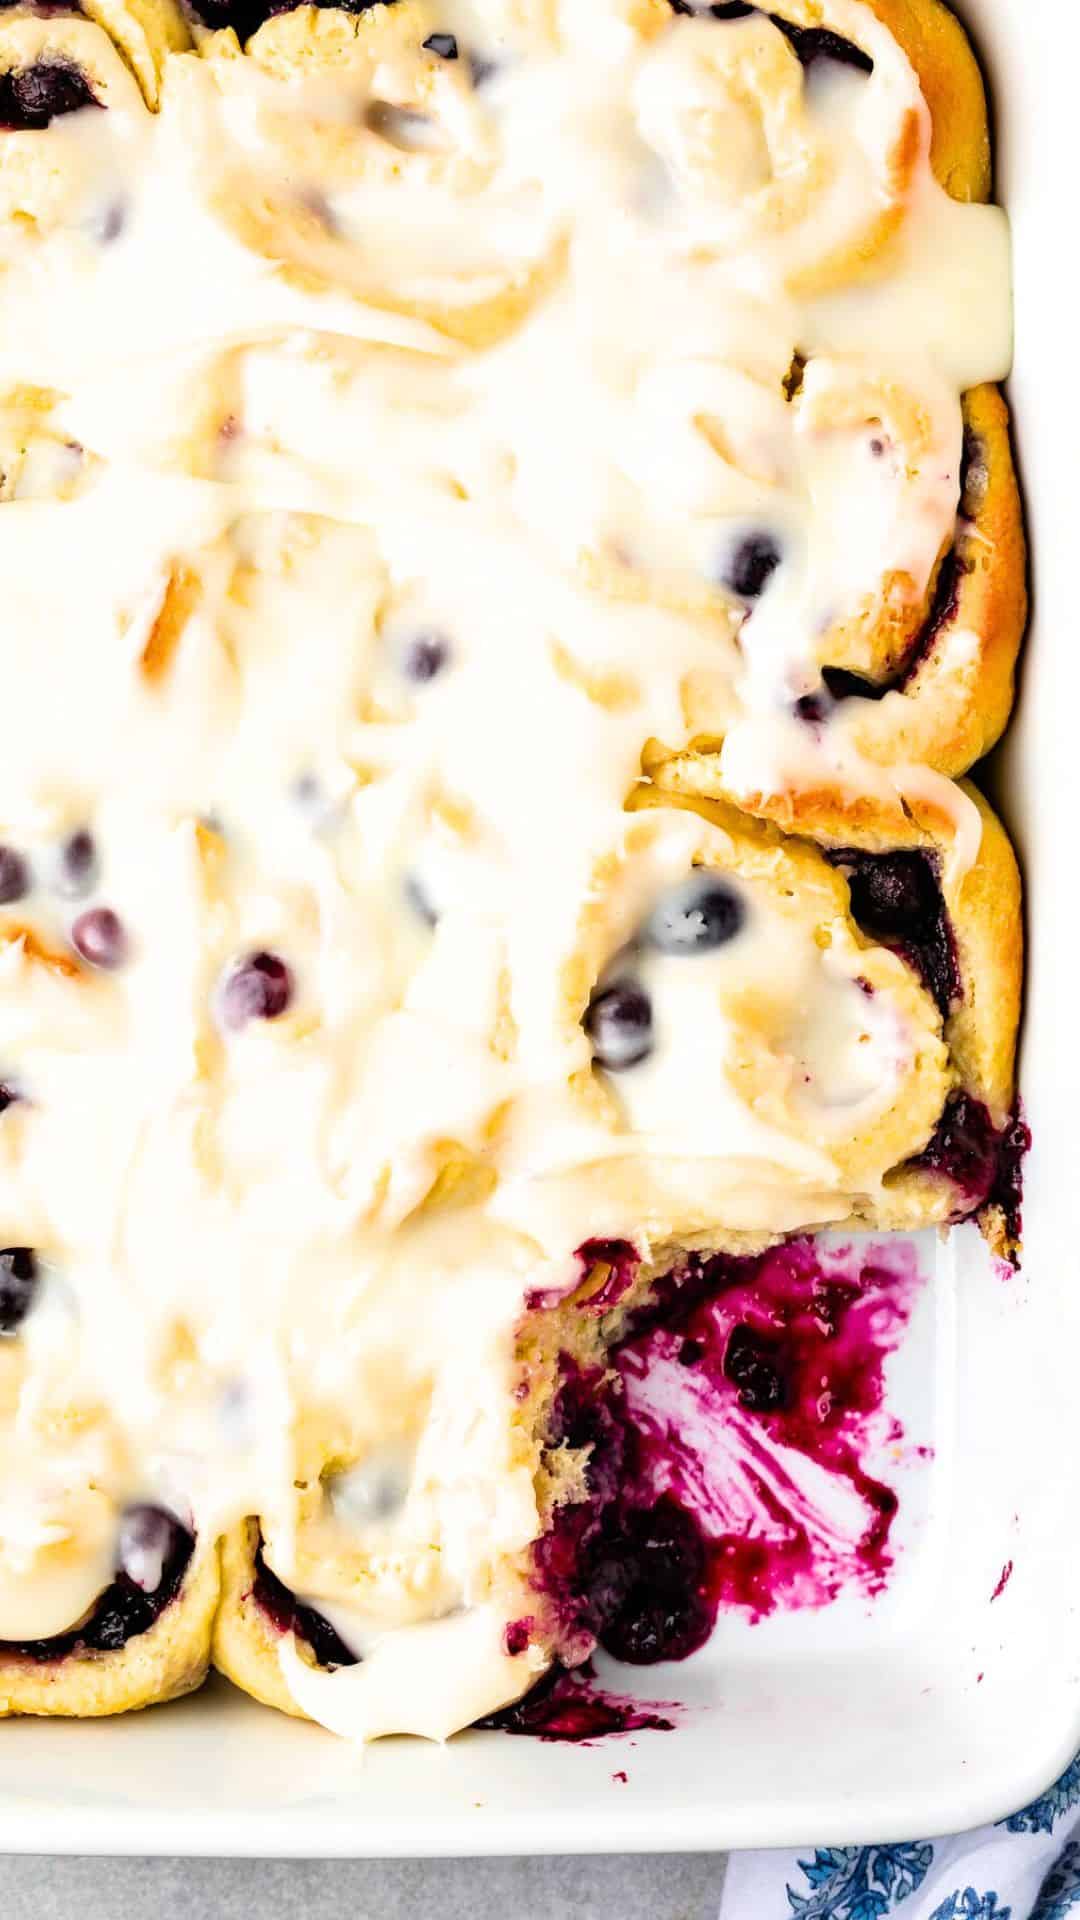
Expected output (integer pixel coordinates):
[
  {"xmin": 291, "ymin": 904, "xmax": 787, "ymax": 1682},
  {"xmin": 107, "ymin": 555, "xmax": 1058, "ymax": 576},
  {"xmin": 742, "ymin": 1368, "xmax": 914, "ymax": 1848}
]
[
  {"xmin": 56, "ymin": 828, "xmax": 98, "ymax": 900},
  {"xmin": 830, "ymin": 847, "xmax": 960, "ymax": 1017},
  {"xmin": 796, "ymin": 432, "xmax": 982, "ymax": 718},
  {"xmin": 0, "ymin": 846, "xmax": 29, "ymax": 906},
  {"xmin": 720, "ymin": 530, "xmax": 782, "ymax": 602},
  {"xmin": 0, "ymin": 61, "xmax": 101, "ymax": 133},
  {"xmin": 422, "ymin": 31, "xmax": 457, "ymax": 59},
  {"xmin": 220, "ymin": 950, "xmax": 293, "ymax": 1028},
  {"xmin": 0, "ymin": 1247, "xmax": 38, "ymax": 1334},
  {"xmin": 251, "ymin": 1539, "xmax": 359, "ymax": 1669},
  {"xmin": 0, "ymin": 1506, "xmax": 194, "ymax": 1662},
  {"xmin": 645, "ymin": 874, "xmax": 744, "ymax": 954},
  {"xmin": 583, "ymin": 980, "xmax": 653, "ymax": 1072},
  {"xmin": 71, "ymin": 906, "xmax": 128, "ymax": 970},
  {"xmin": 667, "ymin": 2, "xmax": 872, "ymax": 73},
  {"xmin": 911, "ymin": 1091, "xmax": 1030, "ymax": 1244}
]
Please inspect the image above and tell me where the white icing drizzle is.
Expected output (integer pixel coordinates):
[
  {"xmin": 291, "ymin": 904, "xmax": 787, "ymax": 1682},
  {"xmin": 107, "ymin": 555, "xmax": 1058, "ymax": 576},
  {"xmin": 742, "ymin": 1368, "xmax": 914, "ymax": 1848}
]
[{"xmin": 0, "ymin": 0, "xmax": 1010, "ymax": 1739}]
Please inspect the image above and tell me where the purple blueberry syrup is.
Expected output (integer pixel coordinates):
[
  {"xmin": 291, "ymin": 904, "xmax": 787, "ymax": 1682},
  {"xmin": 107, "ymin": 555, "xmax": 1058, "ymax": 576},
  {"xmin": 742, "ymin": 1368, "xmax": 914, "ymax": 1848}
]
[
  {"xmin": 477, "ymin": 1658, "xmax": 675, "ymax": 1741},
  {"xmin": 220, "ymin": 950, "xmax": 293, "ymax": 1028},
  {"xmin": 0, "ymin": 1507, "xmax": 194, "ymax": 1662},
  {"xmin": 251, "ymin": 1538, "xmax": 358, "ymax": 1669},
  {"xmin": 829, "ymin": 846, "xmax": 960, "ymax": 1017},
  {"xmin": 0, "ymin": 61, "xmax": 101, "ymax": 132},
  {"xmin": 531, "ymin": 1238, "xmax": 922, "ymax": 1678},
  {"xmin": 990, "ymin": 1558, "xmax": 1013, "ymax": 1601},
  {"xmin": 910, "ymin": 1091, "xmax": 1030, "ymax": 1248}
]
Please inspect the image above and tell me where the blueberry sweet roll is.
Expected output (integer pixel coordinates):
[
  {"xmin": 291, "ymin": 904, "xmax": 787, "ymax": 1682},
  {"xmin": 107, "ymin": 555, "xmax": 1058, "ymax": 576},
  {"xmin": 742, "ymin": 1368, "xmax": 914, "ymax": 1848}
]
[
  {"xmin": 528, "ymin": 780, "xmax": 1021, "ymax": 1258},
  {"xmin": 0, "ymin": 1235, "xmax": 215, "ymax": 1716},
  {"xmin": 174, "ymin": 0, "xmax": 565, "ymax": 347},
  {"xmin": 212, "ymin": 1218, "xmax": 556, "ymax": 1740}
]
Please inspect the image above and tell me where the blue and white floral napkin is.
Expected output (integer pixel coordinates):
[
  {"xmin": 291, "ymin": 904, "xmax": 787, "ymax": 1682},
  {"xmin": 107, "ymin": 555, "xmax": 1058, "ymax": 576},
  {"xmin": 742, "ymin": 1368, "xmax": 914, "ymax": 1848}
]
[{"xmin": 718, "ymin": 1752, "xmax": 1080, "ymax": 1919}]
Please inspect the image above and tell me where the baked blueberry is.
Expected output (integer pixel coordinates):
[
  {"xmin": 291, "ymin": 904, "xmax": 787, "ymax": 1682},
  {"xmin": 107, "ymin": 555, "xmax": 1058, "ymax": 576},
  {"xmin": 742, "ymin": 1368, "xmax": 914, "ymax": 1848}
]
[
  {"xmin": 117, "ymin": 1504, "xmax": 187, "ymax": 1594},
  {"xmin": 221, "ymin": 951, "xmax": 293, "ymax": 1028},
  {"xmin": 723, "ymin": 1321, "xmax": 789, "ymax": 1411},
  {"xmin": 589, "ymin": 1496, "xmax": 711, "ymax": 1665},
  {"xmin": 56, "ymin": 828, "xmax": 98, "ymax": 899},
  {"xmin": 584, "ymin": 980, "xmax": 653, "ymax": 1071},
  {"xmin": 401, "ymin": 631, "xmax": 451, "ymax": 683},
  {"xmin": 0, "ymin": 1247, "xmax": 38, "ymax": 1335},
  {"xmin": 422, "ymin": 31, "xmax": 458, "ymax": 58},
  {"xmin": 0, "ymin": 846, "xmax": 29, "ymax": 906},
  {"xmin": 843, "ymin": 851, "xmax": 938, "ymax": 941},
  {"xmin": 646, "ymin": 874, "xmax": 745, "ymax": 954},
  {"xmin": 71, "ymin": 907, "xmax": 128, "ymax": 969},
  {"xmin": 0, "ymin": 61, "xmax": 100, "ymax": 133},
  {"xmin": 720, "ymin": 531, "xmax": 782, "ymax": 601},
  {"xmin": 0, "ymin": 1084, "xmax": 17, "ymax": 1115}
]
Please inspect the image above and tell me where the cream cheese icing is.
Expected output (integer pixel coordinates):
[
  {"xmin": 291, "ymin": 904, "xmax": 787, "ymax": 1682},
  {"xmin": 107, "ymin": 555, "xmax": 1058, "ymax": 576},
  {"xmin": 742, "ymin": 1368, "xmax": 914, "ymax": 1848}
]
[{"xmin": 0, "ymin": 0, "xmax": 1011, "ymax": 1740}]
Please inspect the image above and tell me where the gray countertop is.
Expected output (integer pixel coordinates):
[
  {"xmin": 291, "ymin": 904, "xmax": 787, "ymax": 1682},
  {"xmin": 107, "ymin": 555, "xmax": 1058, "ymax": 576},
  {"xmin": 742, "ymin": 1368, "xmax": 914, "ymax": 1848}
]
[{"xmin": 0, "ymin": 1854, "xmax": 728, "ymax": 1918}]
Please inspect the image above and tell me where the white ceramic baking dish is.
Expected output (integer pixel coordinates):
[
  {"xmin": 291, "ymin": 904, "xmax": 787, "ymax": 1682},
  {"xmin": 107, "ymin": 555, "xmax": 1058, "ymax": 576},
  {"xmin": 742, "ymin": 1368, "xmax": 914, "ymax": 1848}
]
[{"xmin": 0, "ymin": 0, "xmax": 1072, "ymax": 1855}]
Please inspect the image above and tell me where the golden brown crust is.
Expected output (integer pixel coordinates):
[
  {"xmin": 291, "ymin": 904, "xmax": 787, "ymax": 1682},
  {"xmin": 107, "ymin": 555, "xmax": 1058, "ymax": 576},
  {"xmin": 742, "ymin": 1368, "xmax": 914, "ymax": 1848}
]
[
  {"xmin": 212, "ymin": 1521, "xmax": 311, "ymax": 1720},
  {"xmin": 0, "ymin": 1545, "xmax": 218, "ymax": 1719},
  {"xmin": 863, "ymin": 0, "xmax": 991, "ymax": 201}
]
